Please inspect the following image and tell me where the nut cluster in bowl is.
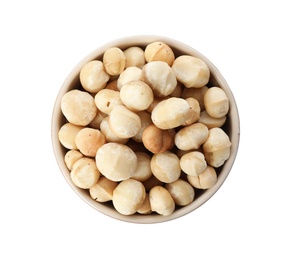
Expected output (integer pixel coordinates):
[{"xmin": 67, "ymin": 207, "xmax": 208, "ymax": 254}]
[{"xmin": 52, "ymin": 36, "xmax": 239, "ymax": 223}]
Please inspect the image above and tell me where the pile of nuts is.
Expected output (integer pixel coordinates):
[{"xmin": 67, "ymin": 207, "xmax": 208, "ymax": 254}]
[{"xmin": 58, "ymin": 41, "xmax": 231, "ymax": 216}]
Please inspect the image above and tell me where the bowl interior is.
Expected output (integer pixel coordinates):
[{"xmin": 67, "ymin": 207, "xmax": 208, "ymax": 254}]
[{"xmin": 51, "ymin": 35, "xmax": 240, "ymax": 224}]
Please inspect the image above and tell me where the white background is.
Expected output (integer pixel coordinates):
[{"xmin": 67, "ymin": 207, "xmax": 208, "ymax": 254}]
[{"xmin": 1, "ymin": 0, "xmax": 298, "ymax": 259}]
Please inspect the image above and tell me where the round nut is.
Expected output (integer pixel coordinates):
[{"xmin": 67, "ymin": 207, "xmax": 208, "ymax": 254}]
[
  {"xmin": 142, "ymin": 61, "xmax": 177, "ymax": 97},
  {"xmin": 88, "ymin": 110, "xmax": 107, "ymax": 129},
  {"xmin": 187, "ymin": 165, "xmax": 217, "ymax": 189},
  {"xmin": 183, "ymin": 97, "xmax": 201, "ymax": 126},
  {"xmin": 120, "ymin": 80, "xmax": 154, "ymax": 111},
  {"xmin": 199, "ymin": 110, "xmax": 226, "ymax": 129},
  {"xmin": 142, "ymin": 124, "xmax": 173, "ymax": 154},
  {"xmin": 109, "ymin": 105, "xmax": 141, "ymax": 138},
  {"xmin": 172, "ymin": 55, "xmax": 210, "ymax": 88},
  {"xmin": 64, "ymin": 150, "xmax": 83, "ymax": 170},
  {"xmin": 150, "ymin": 151, "xmax": 181, "ymax": 183},
  {"xmin": 151, "ymin": 97, "xmax": 190, "ymax": 129},
  {"xmin": 58, "ymin": 123, "xmax": 84, "ymax": 149},
  {"xmin": 117, "ymin": 66, "xmax": 142, "ymax": 90},
  {"xmin": 75, "ymin": 127, "xmax": 106, "ymax": 157},
  {"xmin": 113, "ymin": 179, "xmax": 146, "ymax": 215},
  {"xmin": 103, "ymin": 47, "xmax": 126, "ymax": 76},
  {"xmin": 180, "ymin": 151, "xmax": 207, "ymax": 176},
  {"xmin": 165, "ymin": 179, "xmax": 195, "ymax": 206},
  {"xmin": 137, "ymin": 194, "xmax": 152, "ymax": 214},
  {"xmin": 96, "ymin": 143, "xmax": 137, "ymax": 181},
  {"xmin": 174, "ymin": 122, "xmax": 209, "ymax": 151},
  {"xmin": 144, "ymin": 41, "xmax": 175, "ymax": 66},
  {"xmin": 61, "ymin": 89, "xmax": 97, "ymax": 126},
  {"xmin": 70, "ymin": 157, "xmax": 100, "ymax": 189},
  {"xmin": 89, "ymin": 176, "xmax": 118, "ymax": 202},
  {"xmin": 149, "ymin": 186, "xmax": 175, "ymax": 216},
  {"xmin": 94, "ymin": 89, "xmax": 123, "ymax": 115},
  {"xmin": 100, "ymin": 117, "xmax": 129, "ymax": 144},
  {"xmin": 204, "ymin": 87, "xmax": 229, "ymax": 118},
  {"xmin": 123, "ymin": 46, "xmax": 145, "ymax": 69},
  {"xmin": 79, "ymin": 60, "xmax": 110, "ymax": 93},
  {"xmin": 131, "ymin": 152, "xmax": 152, "ymax": 182}
]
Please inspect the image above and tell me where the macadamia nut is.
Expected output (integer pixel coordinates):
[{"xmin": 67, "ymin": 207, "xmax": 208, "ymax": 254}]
[
  {"xmin": 113, "ymin": 179, "xmax": 146, "ymax": 215},
  {"xmin": 61, "ymin": 89, "xmax": 97, "ymax": 126},
  {"xmin": 123, "ymin": 46, "xmax": 145, "ymax": 69},
  {"xmin": 131, "ymin": 152, "xmax": 152, "ymax": 182},
  {"xmin": 137, "ymin": 194, "xmax": 152, "ymax": 214},
  {"xmin": 145, "ymin": 41, "xmax": 175, "ymax": 66},
  {"xmin": 103, "ymin": 47, "xmax": 126, "ymax": 75},
  {"xmin": 172, "ymin": 55, "xmax": 210, "ymax": 88},
  {"xmin": 183, "ymin": 97, "xmax": 201, "ymax": 126},
  {"xmin": 165, "ymin": 179, "xmax": 195, "ymax": 206},
  {"xmin": 117, "ymin": 66, "xmax": 142, "ymax": 90},
  {"xmin": 204, "ymin": 87, "xmax": 229, "ymax": 118},
  {"xmin": 100, "ymin": 117, "xmax": 129, "ymax": 144},
  {"xmin": 71, "ymin": 157, "xmax": 100, "ymax": 189},
  {"xmin": 94, "ymin": 89, "xmax": 123, "ymax": 115},
  {"xmin": 149, "ymin": 186, "xmax": 175, "ymax": 216},
  {"xmin": 96, "ymin": 143, "xmax": 137, "ymax": 181},
  {"xmin": 89, "ymin": 176, "xmax": 118, "ymax": 202},
  {"xmin": 64, "ymin": 150, "xmax": 83, "ymax": 170},
  {"xmin": 187, "ymin": 165, "xmax": 217, "ymax": 189},
  {"xmin": 79, "ymin": 60, "xmax": 110, "ymax": 93},
  {"xmin": 180, "ymin": 151, "xmax": 207, "ymax": 176},
  {"xmin": 58, "ymin": 123, "xmax": 84, "ymax": 149},
  {"xmin": 199, "ymin": 110, "xmax": 226, "ymax": 129}
]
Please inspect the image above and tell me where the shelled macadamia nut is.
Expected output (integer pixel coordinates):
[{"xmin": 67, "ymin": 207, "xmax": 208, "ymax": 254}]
[
  {"xmin": 165, "ymin": 179, "xmax": 195, "ymax": 206},
  {"xmin": 203, "ymin": 127, "xmax": 231, "ymax": 167},
  {"xmin": 123, "ymin": 46, "xmax": 145, "ymax": 69},
  {"xmin": 117, "ymin": 66, "xmax": 142, "ymax": 90},
  {"xmin": 142, "ymin": 124, "xmax": 173, "ymax": 154},
  {"xmin": 180, "ymin": 151, "xmax": 207, "ymax": 176},
  {"xmin": 144, "ymin": 41, "xmax": 175, "ymax": 66},
  {"xmin": 75, "ymin": 127, "xmax": 106, "ymax": 157},
  {"xmin": 187, "ymin": 165, "xmax": 217, "ymax": 189},
  {"xmin": 204, "ymin": 87, "xmax": 229, "ymax": 118},
  {"xmin": 199, "ymin": 110, "xmax": 226, "ymax": 129},
  {"xmin": 94, "ymin": 89, "xmax": 123, "ymax": 115},
  {"xmin": 172, "ymin": 55, "xmax": 210, "ymax": 88},
  {"xmin": 109, "ymin": 105, "xmax": 141, "ymax": 138},
  {"xmin": 79, "ymin": 60, "xmax": 110, "ymax": 93},
  {"xmin": 150, "ymin": 151, "xmax": 181, "ymax": 183},
  {"xmin": 103, "ymin": 47, "xmax": 126, "ymax": 76},
  {"xmin": 151, "ymin": 97, "xmax": 190, "ymax": 129},
  {"xmin": 88, "ymin": 110, "xmax": 107, "ymax": 129},
  {"xmin": 100, "ymin": 117, "xmax": 129, "ymax": 144},
  {"xmin": 89, "ymin": 176, "xmax": 118, "ymax": 202},
  {"xmin": 142, "ymin": 61, "xmax": 177, "ymax": 97},
  {"xmin": 96, "ymin": 143, "xmax": 137, "ymax": 181},
  {"xmin": 131, "ymin": 152, "xmax": 152, "ymax": 182},
  {"xmin": 137, "ymin": 194, "xmax": 152, "ymax": 214},
  {"xmin": 71, "ymin": 157, "xmax": 100, "ymax": 189},
  {"xmin": 149, "ymin": 186, "xmax": 175, "ymax": 216},
  {"xmin": 61, "ymin": 89, "xmax": 97, "ymax": 126},
  {"xmin": 174, "ymin": 123, "xmax": 208, "ymax": 151},
  {"xmin": 58, "ymin": 123, "xmax": 84, "ymax": 149},
  {"xmin": 120, "ymin": 80, "xmax": 154, "ymax": 111},
  {"xmin": 113, "ymin": 179, "xmax": 146, "ymax": 215},
  {"xmin": 64, "ymin": 150, "xmax": 83, "ymax": 170},
  {"xmin": 183, "ymin": 97, "xmax": 201, "ymax": 126}
]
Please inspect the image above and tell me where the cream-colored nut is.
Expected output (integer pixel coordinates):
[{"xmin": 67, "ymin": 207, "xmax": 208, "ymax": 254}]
[
  {"xmin": 70, "ymin": 157, "xmax": 100, "ymax": 189},
  {"xmin": 105, "ymin": 79, "xmax": 119, "ymax": 91},
  {"xmin": 172, "ymin": 55, "xmax": 210, "ymax": 88},
  {"xmin": 112, "ymin": 179, "xmax": 146, "ymax": 215},
  {"xmin": 123, "ymin": 46, "xmax": 145, "ymax": 69},
  {"xmin": 142, "ymin": 174, "xmax": 163, "ymax": 192},
  {"xmin": 183, "ymin": 97, "xmax": 201, "ymax": 126},
  {"xmin": 182, "ymin": 86, "xmax": 208, "ymax": 111},
  {"xmin": 165, "ymin": 179, "xmax": 195, "ymax": 206},
  {"xmin": 142, "ymin": 124, "xmax": 173, "ymax": 154},
  {"xmin": 203, "ymin": 127, "xmax": 231, "ymax": 167},
  {"xmin": 64, "ymin": 150, "xmax": 84, "ymax": 170},
  {"xmin": 94, "ymin": 89, "xmax": 123, "ymax": 115},
  {"xmin": 61, "ymin": 89, "xmax": 97, "ymax": 126},
  {"xmin": 75, "ymin": 127, "xmax": 106, "ymax": 157},
  {"xmin": 58, "ymin": 123, "xmax": 84, "ymax": 149},
  {"xmin": 204, "ymin": 87, "xmax": 229, "ymax": 118},
  {"xmin": 151, "ymin": 97, "xmax": 190, "ymax": 129},
  {"xmin": 103, "ymin": 47, "xmax": 126, "ymax": 76},
  {"xmin": 149, "ymin": 186, "xmax": 175, "ymax": 216},
  {"xmin": 187, "ymin": 165, "xmax": 217, "ymax": 189},
  {"xmin": 180, "ymin": 151, "xmax": 207, "ymax": 176},
  {"xmin": 100, "ymin": 117, "xmax": 128, "ymax": 144},
  {"xmin": 109, "ymin": 105, "xmax": 141, "ymax": 138},
  {"xmin": 96, "ymin": 143, "xmax": 137, "ymax": 181},
  {"xmin": 132, "ymin": 110, "xmax": 152, "ymax": 142},
  {"xmin": 79, "ymin": 60, "xmax": 110, "ymax": 93},
  {"xmin": 131, "ymin": 152, "xmax": 152, "ymax": 182},
  {"xmin": 137, "ymin": 194, "xmax": 152, "ymax": 214},
  {"xmin": 120, "ymin": 80, "xmax": 154, "ymax": 111},
  {"xmin": 89, "ymin": 176, "xmax": 118, "ymax": 202},
  {"xmin": 88, "ymin": 110, "xmax": 107, "ymax": 129},
  {"xmin": 144, "ymin": 41, "xmax": 175, "ymax": 66},
  {"xmin": 174, "ymin": 122, "xmax": 209, "ymax": 151},
  {"xmin": 117, "ymin": 66, "xmax": 142, "ymax": 90},
  {"xmin": 142, "ymin": 61, "xmax": 177, "ymax": 97},
  {"xmin": 150, "ymin": 151, "xmax": 181, "ymax": 183},
  {"xmin": 199, "ymin": 110, "xmax": 226, "ymax": 129}
]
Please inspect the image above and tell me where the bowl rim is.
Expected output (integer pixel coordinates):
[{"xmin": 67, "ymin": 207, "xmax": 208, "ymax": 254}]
[{"xmin": 51, "ymin": 35, "xmax": 240, "ymax": 224}]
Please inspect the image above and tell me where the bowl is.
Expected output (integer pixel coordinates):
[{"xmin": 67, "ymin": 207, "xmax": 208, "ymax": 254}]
[{"xmin": 51, "ymin": 35, "xmax": 240, "ymax": 224}]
